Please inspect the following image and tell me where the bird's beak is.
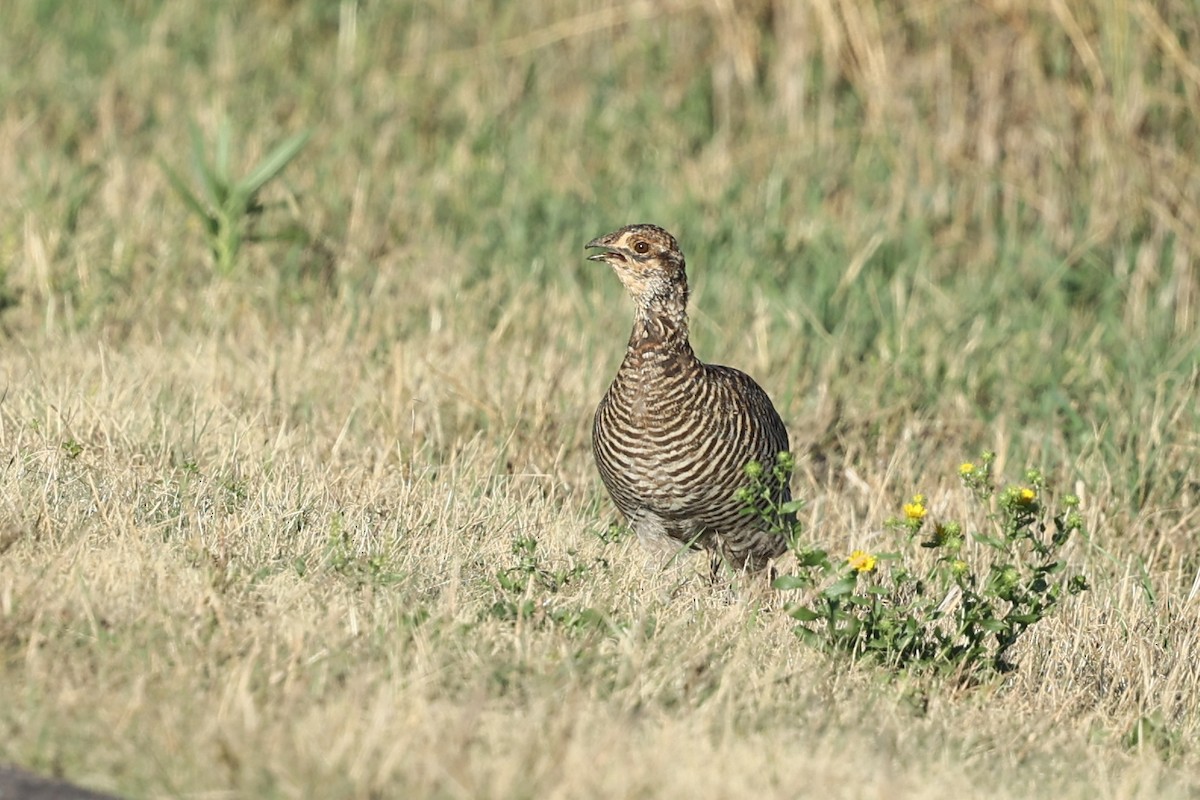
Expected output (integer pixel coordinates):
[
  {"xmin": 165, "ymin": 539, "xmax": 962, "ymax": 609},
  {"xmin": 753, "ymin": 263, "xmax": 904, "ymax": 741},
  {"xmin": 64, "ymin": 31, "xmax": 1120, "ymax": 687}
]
[{"xmin": 586, "ymin": 233, "xmax": 623, "ymax": 263}]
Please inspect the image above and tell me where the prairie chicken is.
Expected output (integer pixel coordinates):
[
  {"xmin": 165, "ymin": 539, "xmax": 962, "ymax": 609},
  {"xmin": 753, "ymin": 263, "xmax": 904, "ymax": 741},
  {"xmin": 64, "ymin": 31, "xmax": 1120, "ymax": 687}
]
[{"xmin": 586, "ymin": 223, "xmax": 793, "ymax": 573}]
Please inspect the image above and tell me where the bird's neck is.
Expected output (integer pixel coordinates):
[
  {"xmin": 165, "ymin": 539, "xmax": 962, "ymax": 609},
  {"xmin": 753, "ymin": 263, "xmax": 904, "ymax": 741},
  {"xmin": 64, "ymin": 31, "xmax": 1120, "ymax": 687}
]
[{"xmin": 627, "ymin": 294, "xmax": 693, "ymax": 361}]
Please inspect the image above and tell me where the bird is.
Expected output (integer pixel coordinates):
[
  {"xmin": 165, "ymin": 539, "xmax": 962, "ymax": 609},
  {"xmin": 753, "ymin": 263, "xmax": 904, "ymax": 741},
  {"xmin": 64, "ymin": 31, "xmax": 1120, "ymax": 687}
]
[{"xmin": 586, "ymin": 223, "xmax": 793, "ymax": 573}]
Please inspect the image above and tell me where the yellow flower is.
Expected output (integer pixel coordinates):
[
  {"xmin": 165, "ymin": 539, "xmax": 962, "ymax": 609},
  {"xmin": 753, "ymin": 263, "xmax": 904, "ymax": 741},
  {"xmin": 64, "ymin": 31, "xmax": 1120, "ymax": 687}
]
[
  {"xmin": 847, "ymin": 550, "xmax": 877, "ymax": 573},
  {"xmin": 1018, "ymin": 487, "xmax": 1037, "ymax": 503},
  {"xmin": 903, "ymin": 495, "xmax": 927, "ymax": 521},
  {"xmin": 959, "ymin": 462, "xmax": 975, "ymax": 476}
]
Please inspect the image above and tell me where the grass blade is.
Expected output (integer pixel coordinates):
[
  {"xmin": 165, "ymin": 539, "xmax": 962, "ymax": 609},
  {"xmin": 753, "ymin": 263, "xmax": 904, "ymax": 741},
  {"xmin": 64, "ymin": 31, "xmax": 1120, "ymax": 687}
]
[
  {"xmin": 158, "ymin": 158, "xmax": 215, "ymax": 232},
  {"xmin": 188, "ymin": 122, "xmax": 225, "ymax": 208},
  {"xmin": 238, "ymin": 129, "xmax": 312, "ymax": 196},
  {"xmin": 214, "ymin": 118, "xmax": 231, "ymax": 182}
]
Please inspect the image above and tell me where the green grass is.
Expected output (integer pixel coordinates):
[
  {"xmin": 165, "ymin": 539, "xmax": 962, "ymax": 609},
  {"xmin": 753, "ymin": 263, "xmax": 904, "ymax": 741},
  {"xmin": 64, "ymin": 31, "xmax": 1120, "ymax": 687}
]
[{"xmin": 1, "ymin": 0, "xmax": 1199, "ymax": 796}]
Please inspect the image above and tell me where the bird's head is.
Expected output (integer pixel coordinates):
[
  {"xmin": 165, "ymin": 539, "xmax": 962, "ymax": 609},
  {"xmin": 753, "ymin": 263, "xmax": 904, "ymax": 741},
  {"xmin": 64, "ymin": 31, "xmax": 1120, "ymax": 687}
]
[{"xmin": 586, "ymin": 224, "xmax": 688, "ymax": 309}]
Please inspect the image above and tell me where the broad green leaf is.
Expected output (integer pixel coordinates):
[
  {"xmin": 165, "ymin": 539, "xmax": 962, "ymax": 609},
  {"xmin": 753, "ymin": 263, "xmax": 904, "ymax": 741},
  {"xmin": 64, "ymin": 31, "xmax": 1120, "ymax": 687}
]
[
  {"xmin": 793, "ymin": 625, "xmax": 823, "ymax": 648},
  {"xmin": 788, "ymin": 606, "xmax": 822, "ymax": 622},
  {"xmin": 797, "ymin": 548, "xmax": 829, "ymax": 567},
  {"xmin": 823, "ymin": 575, "xmax": 857, "ymax": 598}
]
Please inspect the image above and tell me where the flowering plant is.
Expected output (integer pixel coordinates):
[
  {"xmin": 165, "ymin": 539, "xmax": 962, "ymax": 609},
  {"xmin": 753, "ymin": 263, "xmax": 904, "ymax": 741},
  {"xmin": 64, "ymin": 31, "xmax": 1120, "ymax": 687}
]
[{"xmin": 741, "ymin": 451, "xmax": 1089, "ymax": 677}]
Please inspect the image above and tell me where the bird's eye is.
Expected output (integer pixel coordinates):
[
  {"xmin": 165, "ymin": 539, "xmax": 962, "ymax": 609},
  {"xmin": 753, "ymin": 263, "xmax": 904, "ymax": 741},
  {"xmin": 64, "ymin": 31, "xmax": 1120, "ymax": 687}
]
[{"xmin": 634, "ymin": 240, "xmax": 649, "ymax": 254}]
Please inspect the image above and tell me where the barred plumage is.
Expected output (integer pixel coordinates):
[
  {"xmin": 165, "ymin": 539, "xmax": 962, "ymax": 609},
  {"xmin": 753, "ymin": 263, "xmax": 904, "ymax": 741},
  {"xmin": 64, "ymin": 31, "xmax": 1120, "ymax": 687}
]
[{"xmin": 586, "ymin": 224, "xmax": 792, "ymax": 572}]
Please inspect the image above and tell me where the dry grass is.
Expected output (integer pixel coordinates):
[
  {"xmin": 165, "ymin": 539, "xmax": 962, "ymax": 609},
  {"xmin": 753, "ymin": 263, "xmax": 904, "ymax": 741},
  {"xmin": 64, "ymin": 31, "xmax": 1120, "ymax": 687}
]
[
  {"xmin": 2, "ymin": 0, "xmax": 1199, "ymax": 797},
  {"xmin": 3, "ymin": 336, "xmax": 1197, "ymax": 798}
]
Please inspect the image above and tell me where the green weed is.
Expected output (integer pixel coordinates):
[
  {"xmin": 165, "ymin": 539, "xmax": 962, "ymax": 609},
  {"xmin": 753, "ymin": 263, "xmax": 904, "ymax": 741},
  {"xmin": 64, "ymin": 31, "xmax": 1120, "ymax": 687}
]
[
  {"xmin": 489, "ymin": 534, "xmax": 609, "ymax": 631},
  {"xmin": 323, "ymin": 516, "xmax": 403, "ymax": 588},
  {"xmin": 159, "ymin": 119, "xmax": 311, "ymax": 275},
  {"xmin": 751, "ymin": 452, "xmax": 1088, "ymax": 678}
]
